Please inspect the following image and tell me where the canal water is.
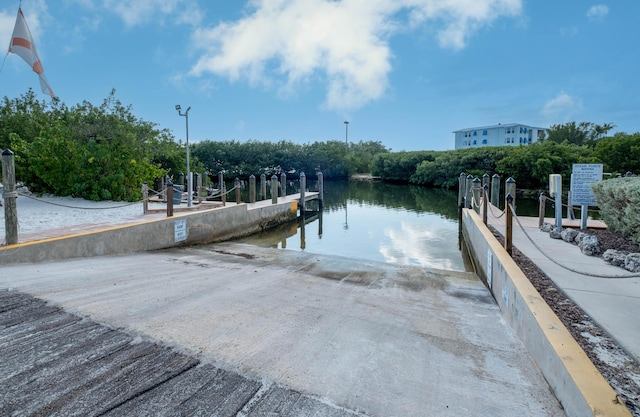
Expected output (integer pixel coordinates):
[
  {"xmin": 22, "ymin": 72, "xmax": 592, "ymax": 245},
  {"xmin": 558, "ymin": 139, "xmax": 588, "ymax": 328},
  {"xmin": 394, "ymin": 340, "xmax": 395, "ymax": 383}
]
[{"xmin": 235, "ymin": 180, "xmax": 469, "ymax": 272}]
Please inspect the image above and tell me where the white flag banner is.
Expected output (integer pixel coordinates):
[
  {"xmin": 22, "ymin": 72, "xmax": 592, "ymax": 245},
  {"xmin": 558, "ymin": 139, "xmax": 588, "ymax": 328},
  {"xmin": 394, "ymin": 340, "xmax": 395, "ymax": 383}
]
[{"xmin": 8, "ymin": 7, "xmax": 55, "ymax": 98}]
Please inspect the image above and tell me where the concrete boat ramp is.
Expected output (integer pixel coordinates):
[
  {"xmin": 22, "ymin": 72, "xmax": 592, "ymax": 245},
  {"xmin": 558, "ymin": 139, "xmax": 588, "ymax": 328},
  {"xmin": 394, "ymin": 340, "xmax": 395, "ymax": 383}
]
[{"xmin": 0, "ymin": 243, "xmax": 564, "ymax": 416}]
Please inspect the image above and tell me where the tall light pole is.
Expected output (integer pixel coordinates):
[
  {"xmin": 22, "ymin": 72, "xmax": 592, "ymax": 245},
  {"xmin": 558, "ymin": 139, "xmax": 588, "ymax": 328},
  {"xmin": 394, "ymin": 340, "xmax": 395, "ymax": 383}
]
[
  {"xmin": 344, "ymin": 120, "xmax": 349, "ymax": 147},
  {"xmin": 175, "ymin": 104, "xmax": 192, "ymax": 207}
]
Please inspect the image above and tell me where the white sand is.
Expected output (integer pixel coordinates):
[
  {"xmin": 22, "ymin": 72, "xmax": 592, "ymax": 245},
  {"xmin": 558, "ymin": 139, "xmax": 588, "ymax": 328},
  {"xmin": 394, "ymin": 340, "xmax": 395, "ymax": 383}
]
[{"xmin": 0, "ymin": 193, "xmax": 145, "ymax": 243}]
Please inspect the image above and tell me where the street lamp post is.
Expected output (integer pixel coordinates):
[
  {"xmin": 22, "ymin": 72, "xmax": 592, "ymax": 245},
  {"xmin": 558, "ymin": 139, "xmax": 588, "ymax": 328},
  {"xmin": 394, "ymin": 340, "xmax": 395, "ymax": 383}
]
[
  {"xmin": 344, "ymin": 120, "xmax": 349, "ymax": 147},
  {"xmin": 175, "ymin": 104, "xmax": 192, "ymax": 207}
]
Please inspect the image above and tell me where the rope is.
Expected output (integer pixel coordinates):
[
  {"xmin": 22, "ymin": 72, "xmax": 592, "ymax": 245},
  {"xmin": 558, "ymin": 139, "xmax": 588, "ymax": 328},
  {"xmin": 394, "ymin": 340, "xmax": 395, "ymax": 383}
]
[
  {"xmin": 17, "ymin": 192, "xmax": 141, "ymax": 209},
  {"xmin": 509, "ymin": 205, "xmax": 640, "ymax": 278},
  {"xmin": 487, "ymin": 202, "xmax": 506, "ymax": 219}
]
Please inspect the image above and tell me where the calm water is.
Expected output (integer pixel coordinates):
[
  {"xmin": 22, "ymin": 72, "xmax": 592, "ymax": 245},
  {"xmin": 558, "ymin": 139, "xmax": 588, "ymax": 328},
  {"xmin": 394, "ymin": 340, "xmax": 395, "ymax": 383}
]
[{"xmin": 235, "ymin": 181, "xmax": 469, "ymax": 272}]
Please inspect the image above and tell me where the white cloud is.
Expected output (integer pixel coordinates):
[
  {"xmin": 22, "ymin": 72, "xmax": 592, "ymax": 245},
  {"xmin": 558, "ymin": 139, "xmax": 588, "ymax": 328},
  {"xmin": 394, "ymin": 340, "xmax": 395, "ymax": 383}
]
[
  {"xmin": 189, "ymin": 0, "xmax": 523, "ymax": 111},
  {"xmin": 586, "ymin": 4, "xmax": 609, "ymax": 21},
  {"xmin": 541, "ymin": 92, "xmax": 583, "ymax": 122},
  {"xmin": 102, "ymin": 0, "xmax": 203, "ymax": 27}
]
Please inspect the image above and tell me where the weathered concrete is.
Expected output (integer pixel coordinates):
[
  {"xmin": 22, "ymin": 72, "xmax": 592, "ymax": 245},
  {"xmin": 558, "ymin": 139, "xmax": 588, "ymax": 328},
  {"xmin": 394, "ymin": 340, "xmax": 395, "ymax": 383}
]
[
  {"xmin": 0, "ymin": 244, "xmax": 564, "ymax": 417},
  {"xmin": 0, "ymin": 289, "xmax": 358, "ymax": 416},
  {"xmin": 461, "ymin": 208, "xmax": 632, "ymax": 417},
  {"xmin": 0, "ymin": 197, "xmax": 300, "ymax": 265}
]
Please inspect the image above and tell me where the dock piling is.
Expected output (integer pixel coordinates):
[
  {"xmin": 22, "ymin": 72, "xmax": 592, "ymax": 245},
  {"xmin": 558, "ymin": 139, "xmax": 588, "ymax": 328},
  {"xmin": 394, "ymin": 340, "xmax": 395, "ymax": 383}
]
[{"xmin": 1, "ymin": 149, "xmax": 18, "ymax": 245}]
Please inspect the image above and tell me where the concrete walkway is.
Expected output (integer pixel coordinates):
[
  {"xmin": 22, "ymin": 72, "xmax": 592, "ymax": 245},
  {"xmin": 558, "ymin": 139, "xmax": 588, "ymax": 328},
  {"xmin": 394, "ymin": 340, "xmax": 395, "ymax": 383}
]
[
  {"xmin": 0, "ymin": 244, "xmax": 565, "ymax": 416},
  {"xmin": 486, "ymin": 205, "xmax": 640, "ymax": 363}
]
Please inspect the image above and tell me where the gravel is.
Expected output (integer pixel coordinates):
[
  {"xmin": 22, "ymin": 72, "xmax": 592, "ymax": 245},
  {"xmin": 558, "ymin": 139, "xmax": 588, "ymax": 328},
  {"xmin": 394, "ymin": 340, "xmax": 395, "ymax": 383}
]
[{"xmin": 490, "ymin": 226, "xmax": 640, "ymax": 416}]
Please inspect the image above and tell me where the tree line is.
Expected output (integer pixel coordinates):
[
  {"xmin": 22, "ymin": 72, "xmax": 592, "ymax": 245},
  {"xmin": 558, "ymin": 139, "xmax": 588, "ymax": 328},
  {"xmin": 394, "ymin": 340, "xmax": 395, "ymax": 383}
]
[
  {"xmin": 1, "ymin": 89, "xmax": 638, "ymax": 200},
  {"xmin": 372, "ymin": 125, "xmax": 639, "ymax": 190}
]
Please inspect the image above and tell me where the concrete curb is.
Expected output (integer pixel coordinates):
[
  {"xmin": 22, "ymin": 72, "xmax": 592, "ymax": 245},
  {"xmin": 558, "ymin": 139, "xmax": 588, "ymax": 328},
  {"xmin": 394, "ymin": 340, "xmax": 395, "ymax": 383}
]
[
  {"xmin": 461, "ymin": 208, "xmax": 632, "ymax": 417},
  {"xmin": 0, "ymin": 200, "xmax": 298, "ymax": 265}
]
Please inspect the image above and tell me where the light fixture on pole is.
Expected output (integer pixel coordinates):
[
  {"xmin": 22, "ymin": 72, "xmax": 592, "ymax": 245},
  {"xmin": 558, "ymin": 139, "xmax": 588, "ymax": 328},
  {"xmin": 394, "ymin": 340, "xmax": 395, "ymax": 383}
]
[
  {"xmin": 175, "ymin": 104, "xmax": 192, "ymax": 207},
  {"xmin": 344, "ymin": 120, "xmax": 349, "ymax": 147}
]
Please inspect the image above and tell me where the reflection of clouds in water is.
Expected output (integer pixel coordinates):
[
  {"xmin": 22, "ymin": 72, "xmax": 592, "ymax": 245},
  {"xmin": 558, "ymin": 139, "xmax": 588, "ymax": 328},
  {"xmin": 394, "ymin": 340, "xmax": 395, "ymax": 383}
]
[{"xmin": 379, "ymin": 221, "xmax": 464, "ymax": 271}]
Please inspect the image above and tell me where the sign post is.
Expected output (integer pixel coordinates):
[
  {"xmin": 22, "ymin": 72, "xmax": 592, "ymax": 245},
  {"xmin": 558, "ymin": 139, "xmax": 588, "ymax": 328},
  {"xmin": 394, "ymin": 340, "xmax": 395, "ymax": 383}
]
[{"xmin": 570, "ymin": 164, "xmax": 603, "ymax": 229}]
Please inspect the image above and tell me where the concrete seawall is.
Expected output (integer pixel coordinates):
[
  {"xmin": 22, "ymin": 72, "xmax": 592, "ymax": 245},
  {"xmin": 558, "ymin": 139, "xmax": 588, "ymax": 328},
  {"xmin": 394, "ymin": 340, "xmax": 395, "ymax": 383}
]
[
  {"xmin": 0, "ymin": 199, "xmax": 298, "ymax": 265},
  {"xmin": 461, "ymin": 208, "xmax": 631, "ymax": 417}
]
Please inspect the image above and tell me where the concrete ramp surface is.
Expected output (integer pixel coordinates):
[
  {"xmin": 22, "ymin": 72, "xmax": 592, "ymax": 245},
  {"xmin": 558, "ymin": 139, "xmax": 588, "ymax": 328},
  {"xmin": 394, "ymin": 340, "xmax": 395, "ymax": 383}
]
[{"xmin": 0, "ymin": 243, "xmax": 565, "ymax": 416}]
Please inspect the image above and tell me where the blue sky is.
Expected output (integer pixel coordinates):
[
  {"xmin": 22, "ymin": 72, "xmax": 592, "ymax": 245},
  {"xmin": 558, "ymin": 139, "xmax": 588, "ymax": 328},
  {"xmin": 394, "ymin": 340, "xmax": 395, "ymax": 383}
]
[{"xmin": 0, "ymin": 0, "xmax": 638, "ymax": 151}]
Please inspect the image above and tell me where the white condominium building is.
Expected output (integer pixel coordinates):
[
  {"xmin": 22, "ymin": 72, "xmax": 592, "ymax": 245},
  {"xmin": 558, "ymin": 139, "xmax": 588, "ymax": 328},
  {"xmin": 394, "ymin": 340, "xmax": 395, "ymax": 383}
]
[{"xmin": 453, "ymin": 123, "xmax": 547, "ymax": 149}]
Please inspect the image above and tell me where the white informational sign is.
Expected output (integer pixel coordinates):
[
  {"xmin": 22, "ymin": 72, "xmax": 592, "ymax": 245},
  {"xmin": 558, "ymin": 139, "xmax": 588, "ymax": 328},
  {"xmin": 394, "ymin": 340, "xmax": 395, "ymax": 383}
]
[
  {"xmin": 571, "ymin": 164, "xmax": 603, "ymax": 206},
  {"xmin": 174, "ymin": 219, "xmax": 187, "ymax": 243}
]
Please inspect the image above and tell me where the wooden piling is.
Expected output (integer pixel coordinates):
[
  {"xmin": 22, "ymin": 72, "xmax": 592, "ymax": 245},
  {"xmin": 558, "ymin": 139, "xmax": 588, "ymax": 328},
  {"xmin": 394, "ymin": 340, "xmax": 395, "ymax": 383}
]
[
  {"xmin": 465, "ymin": 174, "xmax": 473, "ymax": 209},
  {"xmin": 142, "ymin": 182, "xmax": 148, "ymax": 215},
  {"xmin": 271, "ymin": 175, "xmax": 278, "ymax": 204},
  {"xmin": 280, "ymin": 172, "xmax": 287, "ymax": 197},
  {"xmin": 491, "ymin": 174, "xmax": 500, "ymax": 207},
  {"xmin": 505, "ymin": 177, "xmax": 516, "ymax": 210},
  {"xmin": 457, "ymin": 172, "xmax": 466, "ymax": 207},
  {"xmin": 166, "ymin": 183, "xmax": 174, "ymax": 217},
  {"xmin": 538, "ymin": 193, "xmax": 546, "ymax": 228},
  {"xmin": 505, "ymin": 193, "xmax": 513, "ymax": 255},
  {"xmin": 249, "ymin": 175, "xmax": 256, "ymax": 203},
  {"xmin": 317, "ymin": 172, "xmax": 324, "ymax": 208},
  {"xmin": 482, "ymin": 184, "xmax": 488, "ymax": 225},
  {"xmin": 235, "ymin": 178, "xmax": 241, "ymax": 204},
  {"xmin": 472, "ymin": 177, "xmax": 481, "ymax": 212},
  {"xmin": 1, "ymin": 149, "xmax": 18, "ymax": 245},
  {"xmin": 260, "ymin": 174, "xmax": 267, "ymax": 200},
  {"xmin": 300, "ymin": 172, "xmax": 306, "ymax": 213}
]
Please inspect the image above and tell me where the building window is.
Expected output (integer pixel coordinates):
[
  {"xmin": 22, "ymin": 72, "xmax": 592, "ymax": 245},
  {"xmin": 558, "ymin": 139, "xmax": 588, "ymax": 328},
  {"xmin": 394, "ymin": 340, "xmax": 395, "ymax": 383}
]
[
  {"xmin": 473, "ymin": 131, "xmax": 477, "ymax": 136},
  {"xmin": 482, "ymin": 139, "xmax": 487, "ymax": 144},
  {"xmin": 482, "ymin": 130, "xmax": 487, "ymax": 135}
]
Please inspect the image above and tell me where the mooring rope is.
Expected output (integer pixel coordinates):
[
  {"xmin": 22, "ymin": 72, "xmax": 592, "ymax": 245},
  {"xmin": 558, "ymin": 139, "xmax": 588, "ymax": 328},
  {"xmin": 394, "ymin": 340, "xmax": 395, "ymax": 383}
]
[{"xmin": 16, "ymin": 192, "xmax": 141, "ymax": 209}]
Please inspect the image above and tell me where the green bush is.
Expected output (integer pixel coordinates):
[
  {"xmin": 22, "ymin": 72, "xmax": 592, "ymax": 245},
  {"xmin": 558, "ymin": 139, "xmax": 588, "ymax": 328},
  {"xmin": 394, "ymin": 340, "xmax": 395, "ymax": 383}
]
[{"xmin": 591, "ymin": 177, "xmax": 640, "ymax": 244}]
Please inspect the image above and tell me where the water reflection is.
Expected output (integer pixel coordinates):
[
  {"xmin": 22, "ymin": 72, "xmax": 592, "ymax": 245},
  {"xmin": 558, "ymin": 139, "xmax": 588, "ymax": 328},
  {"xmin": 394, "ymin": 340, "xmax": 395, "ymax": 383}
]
[{"xmin": 235, "ymin": 181, "xmax": 467, "ymax": 271}]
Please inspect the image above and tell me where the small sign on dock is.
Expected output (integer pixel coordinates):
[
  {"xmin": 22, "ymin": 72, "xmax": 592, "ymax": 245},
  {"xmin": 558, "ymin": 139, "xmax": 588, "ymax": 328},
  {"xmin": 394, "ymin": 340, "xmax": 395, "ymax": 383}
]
[
  {"xmin": 174, "ymin": 219, "xmax": 187, "ymax": 242},
  {"xmin": 571, "ymin": 164, "xmax": 603, "ymax": 206}
]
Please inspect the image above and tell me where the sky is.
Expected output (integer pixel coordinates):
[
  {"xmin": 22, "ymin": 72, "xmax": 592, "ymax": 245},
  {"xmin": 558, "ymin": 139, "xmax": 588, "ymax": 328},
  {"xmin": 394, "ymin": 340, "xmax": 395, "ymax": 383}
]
[{"xmin": 0, "ymin": 0, "xmax": 638, "ymax": 151}]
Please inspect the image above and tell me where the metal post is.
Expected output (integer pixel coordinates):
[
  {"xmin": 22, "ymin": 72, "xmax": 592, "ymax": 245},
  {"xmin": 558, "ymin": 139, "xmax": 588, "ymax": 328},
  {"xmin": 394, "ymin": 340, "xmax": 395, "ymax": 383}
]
[
  {"xmin": 300, "ymin": 172, "xmax": 306, "ymax": 213},
  {"xmin": 554, "ymin": 176, "xmax": 562, "ymax": 228},
  {"xmin": 249, "ymin": 175, "xmax": 256, "ymax": 203},
  {"xmin": 505, "ymin": 194, "xmax": 513, "ymax": 255},
  {"xmin": 580, "ymin": 205, "xmax": 588, "ymax": 230},
  {"xmin": 344, "ymin": 121, "xmax": 349, "ymax": 147},
  {"xmin": 491, "ymin": 174, "xmax": 500, "ymax": 207},
  {"xmin": 235, "ymin": 178, "xmax": 241, "ymax": 204},
  {"xmin": 280, "ymin": 172, "xmax": 287, "ymax": 197},
  {"xmin": 567, "ymin": 189, "xmax": 575, "ymax": 220},
  {"xmin": 271, "ymin": 174, "xmax": 278, "ymax": 204},
  {"xmin": 260, "ymin": 174, "xmax": 267, "ymax": 200},
  {"xmin": 1, "ymin": 149, "xmax": 18, "ymax": 245},
  {"xmin": 175, "ymin": 105, "xmax": 192, "ymax": 207}
]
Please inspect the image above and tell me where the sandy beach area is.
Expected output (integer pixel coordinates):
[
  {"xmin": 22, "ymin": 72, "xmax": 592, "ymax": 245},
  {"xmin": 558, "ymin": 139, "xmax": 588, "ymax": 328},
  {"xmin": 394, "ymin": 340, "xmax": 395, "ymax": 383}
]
[{"xmin": 0, "ymin": 193, "xmax": 146, "ymax": 244}]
